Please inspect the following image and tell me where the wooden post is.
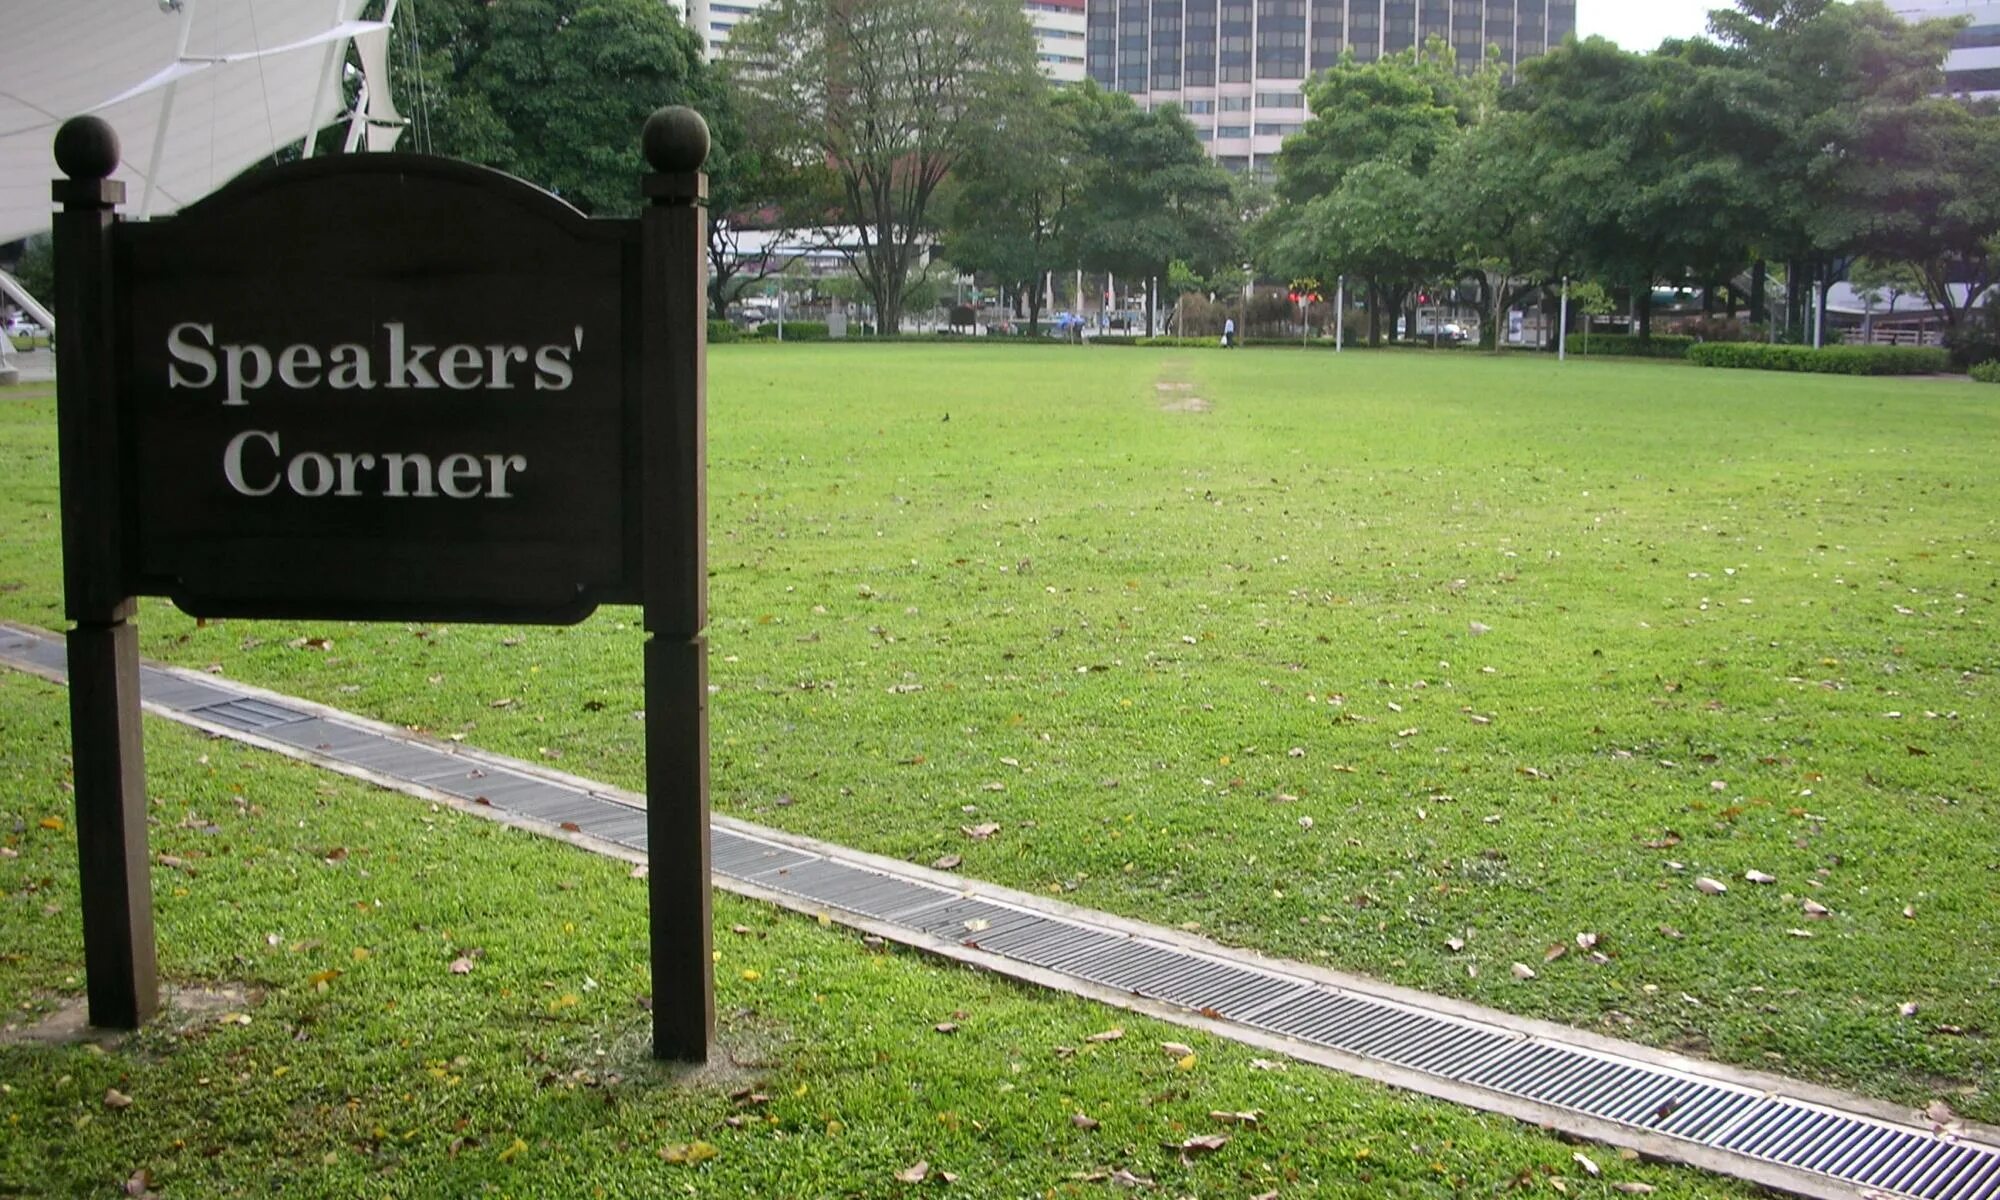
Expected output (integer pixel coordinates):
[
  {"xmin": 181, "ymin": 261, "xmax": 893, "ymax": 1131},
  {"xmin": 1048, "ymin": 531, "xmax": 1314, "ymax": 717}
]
[
  {"xmin": 52, "ymin": 116, "xmax": 158, "ymax": 1029},
  {"xmin": 638, "ymin": 107, "xmax": 713, "ymax": 1063}
]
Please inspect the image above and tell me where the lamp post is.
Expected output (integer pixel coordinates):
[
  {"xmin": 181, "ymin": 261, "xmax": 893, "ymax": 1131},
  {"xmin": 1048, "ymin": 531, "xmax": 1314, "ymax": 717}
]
[
  {"xmin": 1335, "ymin": 274, "xmax": 1344, "ymax": 353},
  {"xmin": 1559, "ymin": 276, "xmax": 1569, "ymax": 362}
]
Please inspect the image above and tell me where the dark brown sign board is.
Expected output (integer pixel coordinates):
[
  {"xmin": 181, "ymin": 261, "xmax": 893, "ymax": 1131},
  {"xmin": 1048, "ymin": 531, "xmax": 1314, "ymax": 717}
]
[{"xmin": 50, "ymin": 108, "xmax": 715, "ymax": 1061}]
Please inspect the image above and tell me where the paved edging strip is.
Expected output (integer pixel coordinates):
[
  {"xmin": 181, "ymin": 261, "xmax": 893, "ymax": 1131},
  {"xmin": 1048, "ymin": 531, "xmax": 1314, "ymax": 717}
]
[{"xmin": 3, "ymin": 620, "xmax": 1994, "ymax": 1200}]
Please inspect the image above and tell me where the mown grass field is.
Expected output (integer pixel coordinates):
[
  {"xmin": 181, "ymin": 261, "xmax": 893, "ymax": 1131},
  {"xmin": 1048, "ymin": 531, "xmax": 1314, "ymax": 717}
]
[
  {"xmin": 1, "ymin": 672, "xmax": 1744, "ymax": 1198},
  {"xmin": 3, "ymin": 344, "xmax": 1996, "ymax": 1126}
]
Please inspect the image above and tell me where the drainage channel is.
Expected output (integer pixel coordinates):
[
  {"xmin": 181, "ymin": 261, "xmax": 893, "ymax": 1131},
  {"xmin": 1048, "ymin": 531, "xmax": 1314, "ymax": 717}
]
[{"xmin": 4, "ymin": 621, "xmax": 1995, "ymax": 1200}]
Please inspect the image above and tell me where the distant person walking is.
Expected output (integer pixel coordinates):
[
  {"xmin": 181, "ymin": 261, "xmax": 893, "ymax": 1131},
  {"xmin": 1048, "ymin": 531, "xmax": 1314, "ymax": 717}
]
[{"xmin": 1222, "ymin": 317, "xmax": 1236, "ymax": 348}]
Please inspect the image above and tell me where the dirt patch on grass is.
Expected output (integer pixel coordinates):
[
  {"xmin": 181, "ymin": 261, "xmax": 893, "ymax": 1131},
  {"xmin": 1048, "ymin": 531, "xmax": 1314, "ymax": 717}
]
[
  {"xmin": 0, "ymin": 983, "xmax": 261, "ymax": 1049},
  {"xmin": 1155, "ymin": 375, "xmax": 1211, "ymax": 413}
]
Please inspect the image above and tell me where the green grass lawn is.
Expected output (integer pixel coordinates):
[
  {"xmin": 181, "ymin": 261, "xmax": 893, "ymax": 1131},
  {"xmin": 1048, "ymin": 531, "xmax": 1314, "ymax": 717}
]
[
  {"xmin": 0, "ymin": 672, "xmax": 1749, "ymax": 1198},
  {"xmin": 2, "ymin": 344, "xmax": 1996, "ymax": 1125}
]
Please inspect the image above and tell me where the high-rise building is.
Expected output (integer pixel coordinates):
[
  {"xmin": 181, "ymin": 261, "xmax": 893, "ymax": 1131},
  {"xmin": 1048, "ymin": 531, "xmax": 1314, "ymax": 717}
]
[
  {"xmin": 689, "ymin": 0, "xmax": 1087, "ymax": 83},
  {"xmin": 1087, "ymin": 0, "xmax": 1576, "ymax": 176},
  {"xmin": 1890, "ymin": 1, "xmax": 2000, "ymax": 100}
]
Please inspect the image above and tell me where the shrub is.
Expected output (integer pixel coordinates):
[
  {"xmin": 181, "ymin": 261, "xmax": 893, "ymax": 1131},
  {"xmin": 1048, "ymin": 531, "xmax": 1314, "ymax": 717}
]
[
  {"xmin": 1686, "ymin": 342, "xmax": 1950, "ymax": 375},
  {"xmin": 755, "ymin": 320, "xmax": 829, "ymax": 341},
  {"xmin": 1971, "ymin": 360, "xmax": 2000, "ymax": 384},
  {"xmin": 1572, "ymin": 333, "xmax": 1695, "ymax": 359},
  {"xmin": 707, "ymin": 319, "xmax": 739, "ymax": 344},
  {"xmin": 1945, "ymin": 304, "xmax": 2000, "ymax": 371}
]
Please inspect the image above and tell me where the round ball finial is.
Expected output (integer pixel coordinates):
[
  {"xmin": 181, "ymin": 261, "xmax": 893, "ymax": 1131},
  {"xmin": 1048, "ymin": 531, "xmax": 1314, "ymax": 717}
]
[
  {"xmin": 642, "ymin": 106, "xmax": 710, "ymax": 173},
  {"xmin": 54, "ymin": 116, "xmax": 121, "ymax": 181}
]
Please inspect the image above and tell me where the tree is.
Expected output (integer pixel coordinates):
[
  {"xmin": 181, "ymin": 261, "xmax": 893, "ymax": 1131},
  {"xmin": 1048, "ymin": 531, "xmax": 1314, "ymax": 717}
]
[
  {"xmin": 398, "ymin": 0, "xmax": 713, "ymax": 217},
  {"xmin": 938, "ymin": 88, "xmax": 1085, "ymax": 336},
  {"xmin": 1426, "ymin": 111, "xmax": 1553, "ymax": 349},
  {"xmin": 726, "ymin": 0, "xmax": 1042, "ymax": 334},
  {"xmin": 705, "ymin": 69, "xmax": 839, "ymax": 317},
  {"xmin": 1513, "ymin": 38, "xmax": 1767, "ymax": 341},
  {"xmin": 7, "ymin": 235, "xmax": 54, "ymax": 308},
  {"xmin": 1848, "ymin": 256, "xmax": 1925, "ymax": 337},
  {"xmin": 1063, "ymin": 86, "xmax": 1241, "ymax": 336},
  {"xmin": 1818, "ymin": 96, "xmax": 2000, "ymax": 332},
  {"xmin": 1701, "ymin": 0, "xmax": 1966, "ymax": 332},
  {"xmin": 1259, "ymin": 43, "xmax": 1469, "ymax": 345}
]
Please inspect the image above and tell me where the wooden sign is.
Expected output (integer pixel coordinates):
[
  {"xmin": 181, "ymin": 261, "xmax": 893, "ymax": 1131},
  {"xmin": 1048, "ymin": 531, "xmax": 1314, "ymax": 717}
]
[
  {"xmin": 121, "ymin": 157, "xmax": 640, "ymax": 623},
  {"xmin": 51, "ymin": 108, "xmax": 715, "ymax": 1061}
]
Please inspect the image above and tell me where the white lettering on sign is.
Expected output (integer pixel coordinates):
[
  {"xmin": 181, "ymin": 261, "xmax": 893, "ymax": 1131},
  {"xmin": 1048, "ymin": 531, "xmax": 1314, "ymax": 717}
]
[
  {"xmin": 166, "ymin": 322, "xmax": 580, "ymax": 406},
  {"xmin": 224, "ymin": 430, "xmax": 526, "ymax": 500},
  {"xmin": 176, "ymin": 322, "xmax": 570, "ymax": 501}
]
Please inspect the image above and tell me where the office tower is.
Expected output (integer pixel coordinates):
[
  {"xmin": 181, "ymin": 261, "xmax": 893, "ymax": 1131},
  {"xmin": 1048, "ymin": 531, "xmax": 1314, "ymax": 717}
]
[{"xmin": 1087, "ymin": 0, "xmax": 1577, "ymax": 175}]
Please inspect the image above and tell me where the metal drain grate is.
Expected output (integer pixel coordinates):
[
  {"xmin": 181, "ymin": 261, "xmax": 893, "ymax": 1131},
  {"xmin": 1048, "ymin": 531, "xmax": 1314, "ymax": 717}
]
[
  {"xmin": 189, "ymin": 696, "xmax": 311, "ymax": 731},
  {"xmin": 706, "ymin": 829, "xmax": 2000, "ymax": 1200}
]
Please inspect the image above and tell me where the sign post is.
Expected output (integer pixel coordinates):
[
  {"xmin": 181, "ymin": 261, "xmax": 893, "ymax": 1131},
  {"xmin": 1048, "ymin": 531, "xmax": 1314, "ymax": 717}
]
[
  {"xmin": 52, "ymin": 118, "xmax": 157, "ymax": 1031},
  {"xmin": 51, "ymin": 107, "xmax": 716, "ymax": 1062}
]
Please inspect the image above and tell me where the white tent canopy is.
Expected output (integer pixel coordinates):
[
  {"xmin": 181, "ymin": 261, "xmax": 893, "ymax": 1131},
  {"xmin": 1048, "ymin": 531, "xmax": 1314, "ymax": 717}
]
[{"xmin": 0, "ymin": 0, "xmax": 401, "ymax": 247}]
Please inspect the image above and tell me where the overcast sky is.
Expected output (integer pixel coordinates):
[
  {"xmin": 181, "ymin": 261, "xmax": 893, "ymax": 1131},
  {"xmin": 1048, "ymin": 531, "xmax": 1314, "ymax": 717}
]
[{"xmin": 1577, "ymin": 0, "xmax": 1723, "ymax": 50}]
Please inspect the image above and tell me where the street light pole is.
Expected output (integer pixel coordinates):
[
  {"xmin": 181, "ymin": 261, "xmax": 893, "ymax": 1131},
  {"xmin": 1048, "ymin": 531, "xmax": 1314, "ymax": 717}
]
[
  {"xmin": 1559, "ymin": 276, "xmax": 1569, "ymax": 362},
  {"xmin": 1334, "ymin": 275, "xmax": 1344, "ymax": 354}
]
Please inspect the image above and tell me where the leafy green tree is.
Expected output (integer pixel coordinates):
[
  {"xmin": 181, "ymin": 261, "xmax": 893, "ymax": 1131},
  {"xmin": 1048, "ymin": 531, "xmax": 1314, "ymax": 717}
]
[
  {"xmin": 1700, "ymin": 0, "xmax": 1966, "ymax": 332},
  {"xmin": 1512, "ymin": 37, "xmax": 1768, "ymax": 341},
  {"xmin": 1818, "ymin": 97, "xmax": 2000, "ymax": 332},
  {"xmin": 7, "ymin": 235, "xmax": 54, "ymax": 309},
  {"xmin": 726, "ymin": 0, "xmax": 1042, "ymax": 333},
  {"xmin": 938, "ymin": 88, "xmax": 1085, "ymax": 336},
  {"xmin": 397, "ymin": 0, "xmax": 713, "ymax": 217},
  {"xmin": 1426, "ymin": 112, "xmax": 1553, "ymax": 349},
  {"xmin": 1259, "ymin": 43, "xmax": 1470, "ymax": 345},
  {"xmin": 1062, "ymin": 86, "xmax": 1240, "ymax": 336},
  {"xmin": 705, "ymin": 70, "xmax": 840, "ymax": 317}
]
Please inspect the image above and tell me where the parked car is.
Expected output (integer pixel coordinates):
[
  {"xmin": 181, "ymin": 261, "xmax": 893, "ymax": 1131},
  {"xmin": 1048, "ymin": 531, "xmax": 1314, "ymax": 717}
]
[{"xmin": 5, "ymin": 315, "xmax": 44, "ymax": 338}]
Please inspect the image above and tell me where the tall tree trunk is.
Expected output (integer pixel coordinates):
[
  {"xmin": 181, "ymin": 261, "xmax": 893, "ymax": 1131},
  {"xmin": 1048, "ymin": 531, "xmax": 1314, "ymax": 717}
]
[
  {"xmin": 1028, "ymin": 285, "xmax": 1042, "ymax": 337},
  {"xmin": 1636, "ymin": 282, "xmax": 1654, "ymax": 342},
  {"xmin": 1750, "ymin": 259, "xmax": 1768, "ymax": 325},
  {"xmin": 1786, "ymin": 259, "xmax": 1805, "ymax": 341},
  {"xmin": 1367, "ymin": 280, "xmax": 1382, "ymax": 347}
]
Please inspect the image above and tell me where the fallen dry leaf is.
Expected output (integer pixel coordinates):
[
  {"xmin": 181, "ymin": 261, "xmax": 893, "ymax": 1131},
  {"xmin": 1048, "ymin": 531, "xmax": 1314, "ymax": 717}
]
[
  {"xmin": 448, "ymin": 956, "xmax": 474, "ymax": 975},
  {"xmin": 894, "ymin": 1161, "xmax": 931, "ymax": 1184},
  {"xmin": 1573, "ymin": 1152, "xmax": 1601, "ymax": 1177},
  {"xmin": 1695, "ymin": 877, "xmax": 1728, "ymax": 895},
  {"xmin": 1071, "ymin": 1112, "xmax": 1100, "ymax": 1131},
  {"xmin": 1744, "ymin": 870, "xmax": 1776, "ymax": 885},
  {"xmin": 961, "ymin": 822, "xmax": 1001, "ymax": 840},
  {"xmin": 1160, "ymin": 1041, "xmax": 1195, "ymax": 1059},
  {"xmin": 1511, "ymin": 962, "xmax": 1537, "ymax": 981},
  {"xmin": 1165, "ymin": 1134, "xmax": 1230, "ymax": 1165},
  {"xmin": 932, "ymin": 854, "xmax": 963, "ymax": 871},
  {"xmin": 1898, "ymin": 1001, "xmax": 1920, "ymax": 1017},
  {"xmin": 1575, "ymin": 931, "xmax": 1599, "ymax": 951},
  {"xmin": 1611, "ymin": 1185, "xmax": 1657, "ymax": 1195},
  {"xmin": 1209, "ymin": 1109, "xmax": 1263, "ymax": 1127},
  {"xmin": 1085, "ymin": 1028, "xmax": 1124, "ymax": 1043},
  {"xmin": 103, "ymin": 1088, "xmax": 133, "ymax": 1110},
  {"xmin": 933, "ymin": 1022, "xmax": 959, "ymax": 1035},
  {"xmin": 1108, "ymin": 1168, "xmax": 1155, "ymax": 1189},
  {"xmin": 1803, "ymin": 899, "xmax": 1832, "ymax": 919}
]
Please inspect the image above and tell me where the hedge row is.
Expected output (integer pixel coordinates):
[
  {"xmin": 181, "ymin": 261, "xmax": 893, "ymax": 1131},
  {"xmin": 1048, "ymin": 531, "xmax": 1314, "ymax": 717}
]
[
  {"xmin": 754, "ymin": 320, "xmax": 830, "ymax": 341},
  {"xmin": 1972, "ymin": 360, "xmax": 2000, "ymax": 384},
  {"xmin": 1686, "ymin": 342, "xmax": 1951, "ymax": 375},
  {"xmin": 1571, "ymin": 333, "xmax": 1695, "ymax": 359}
]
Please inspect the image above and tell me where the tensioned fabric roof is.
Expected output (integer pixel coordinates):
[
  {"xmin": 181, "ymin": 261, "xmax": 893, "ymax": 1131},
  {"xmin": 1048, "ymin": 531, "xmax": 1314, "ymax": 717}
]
[{"xmin": 0, "ymin": 0, "xmax": 399, "ymax": 245}]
